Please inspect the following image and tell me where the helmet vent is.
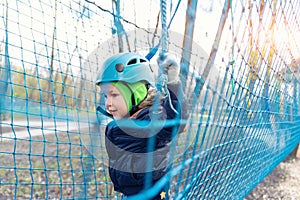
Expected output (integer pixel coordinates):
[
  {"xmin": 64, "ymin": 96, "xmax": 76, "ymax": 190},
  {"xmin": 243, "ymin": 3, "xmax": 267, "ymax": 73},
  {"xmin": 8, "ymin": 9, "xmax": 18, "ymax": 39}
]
[
  {"xmin": 127, "ymin": 58, "xmax": 137, "ymax": 65},
  {"xmin": 140, "ymin": 59, "xmax": 147, "ymax": 63}
]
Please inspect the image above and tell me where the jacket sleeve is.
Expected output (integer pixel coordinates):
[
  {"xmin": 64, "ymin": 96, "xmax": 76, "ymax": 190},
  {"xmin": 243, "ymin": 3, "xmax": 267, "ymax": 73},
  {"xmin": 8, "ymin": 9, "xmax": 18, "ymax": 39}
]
[
  {"xmin": 167, "ymin": 81, "xmax": 189, "ymax": 123},
  {"xmin": 155, "ymin": 81, "xmax": 189, "ymax": 142}
]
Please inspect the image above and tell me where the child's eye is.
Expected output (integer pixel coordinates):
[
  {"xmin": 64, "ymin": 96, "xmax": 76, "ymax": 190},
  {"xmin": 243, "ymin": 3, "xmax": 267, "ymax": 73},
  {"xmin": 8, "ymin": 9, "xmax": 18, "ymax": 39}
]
[{"xmin": 111, "ymin": 93, "xmax": 119, "ymax": 97}]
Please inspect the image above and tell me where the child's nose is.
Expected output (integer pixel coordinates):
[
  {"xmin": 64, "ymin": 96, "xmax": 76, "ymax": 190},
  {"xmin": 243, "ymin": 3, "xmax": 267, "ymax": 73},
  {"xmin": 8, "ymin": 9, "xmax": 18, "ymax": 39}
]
[{"xmin": 105, "ymin": 96, "xmax": 112, "ymax": 107}]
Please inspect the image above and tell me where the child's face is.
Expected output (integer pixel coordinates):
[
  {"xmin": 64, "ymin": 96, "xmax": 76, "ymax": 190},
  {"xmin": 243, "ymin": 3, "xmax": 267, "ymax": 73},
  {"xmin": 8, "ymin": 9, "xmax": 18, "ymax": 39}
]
[{"xmin": 100, "ymin": 83, "xmax": 128, "ymax": 120}]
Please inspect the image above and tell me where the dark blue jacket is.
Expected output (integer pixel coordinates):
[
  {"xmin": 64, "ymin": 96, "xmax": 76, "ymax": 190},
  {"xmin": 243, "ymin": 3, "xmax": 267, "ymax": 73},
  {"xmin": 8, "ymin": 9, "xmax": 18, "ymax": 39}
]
[{"xmin": 105, "ymin": 83, "xmax": 188, "ymax": 196}]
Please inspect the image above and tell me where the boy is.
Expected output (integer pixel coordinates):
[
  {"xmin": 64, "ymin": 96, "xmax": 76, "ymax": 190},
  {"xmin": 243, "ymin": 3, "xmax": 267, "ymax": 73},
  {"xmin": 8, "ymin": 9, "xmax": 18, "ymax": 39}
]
[{"xmin": 96, "ymin": 52, "xmax": 187, "ymax": 199}]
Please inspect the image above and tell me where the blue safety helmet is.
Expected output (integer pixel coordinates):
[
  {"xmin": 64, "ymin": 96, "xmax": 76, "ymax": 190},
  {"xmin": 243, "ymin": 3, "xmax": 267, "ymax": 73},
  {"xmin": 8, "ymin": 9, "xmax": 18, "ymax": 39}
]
[{"xmin": 95, "ymin": 52, "xmax": 155, "ymax": 86}]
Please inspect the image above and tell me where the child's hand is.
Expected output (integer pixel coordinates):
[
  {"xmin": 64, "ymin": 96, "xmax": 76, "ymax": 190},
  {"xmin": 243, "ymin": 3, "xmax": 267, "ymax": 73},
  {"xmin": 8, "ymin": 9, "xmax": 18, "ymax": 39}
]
[{"xmin": 157, "ymin": 53, "xmax": 180, "ymax": 84}]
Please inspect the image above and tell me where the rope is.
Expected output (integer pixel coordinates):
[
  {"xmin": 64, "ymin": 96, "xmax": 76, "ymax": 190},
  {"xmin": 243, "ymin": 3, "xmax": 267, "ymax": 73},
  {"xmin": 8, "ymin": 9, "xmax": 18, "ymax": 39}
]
[
  {"xmin": 144, "ymin": 0, "xmax": 169, "ymax": 189},
  {"xmin": 160, "ymin": 0, "xmax": 168, "ymax": 55},
  {"xmin": 146, "ymin": 0, "xmax": 182, "ymax": 60},
  {"xmin": 3, "ymin": 0, "xmax": 300, "ymax": 199},
  {"xmin": 154, "ymin": 0, "xmax": 169, "ymax": 96}
]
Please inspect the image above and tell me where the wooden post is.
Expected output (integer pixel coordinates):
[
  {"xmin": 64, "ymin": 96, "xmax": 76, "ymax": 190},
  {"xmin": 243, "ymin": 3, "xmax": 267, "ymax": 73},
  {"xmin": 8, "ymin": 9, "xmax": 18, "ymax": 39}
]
[{"xmin": 296, "ymin": 144, "xmax": 300, "ymax": 159}]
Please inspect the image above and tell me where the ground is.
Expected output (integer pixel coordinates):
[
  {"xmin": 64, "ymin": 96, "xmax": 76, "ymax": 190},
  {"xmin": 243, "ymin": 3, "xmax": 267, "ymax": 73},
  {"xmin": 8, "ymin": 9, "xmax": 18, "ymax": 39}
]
[
  {"xmin": 245, "ymin": 155, "xmax": 300, "ymax": 200},
  {"xmin": 1, "ymin": 121, "xmax": 299, "ymax": 199}
]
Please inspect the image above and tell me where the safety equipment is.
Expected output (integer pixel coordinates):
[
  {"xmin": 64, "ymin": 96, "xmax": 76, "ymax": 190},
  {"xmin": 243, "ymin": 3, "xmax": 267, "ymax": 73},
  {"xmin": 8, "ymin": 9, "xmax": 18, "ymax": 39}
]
[
  {"xmin": 95, "ymin": 52, "xmax": 155, "ymax": 86},
  {"xmin": 96, "ymin": 52, "xmax": 155, "ymax": 118}
]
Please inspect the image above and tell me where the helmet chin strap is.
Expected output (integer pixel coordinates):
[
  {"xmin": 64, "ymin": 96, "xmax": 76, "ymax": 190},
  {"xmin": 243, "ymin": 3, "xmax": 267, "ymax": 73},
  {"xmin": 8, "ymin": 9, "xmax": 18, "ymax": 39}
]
[
  {"xmin": 96, "ymin": 106, "xmax": 113, "ymax": 119},
  {"xmin": 129, "ymin": 105, "xmax": 140, "ymax": 116}
]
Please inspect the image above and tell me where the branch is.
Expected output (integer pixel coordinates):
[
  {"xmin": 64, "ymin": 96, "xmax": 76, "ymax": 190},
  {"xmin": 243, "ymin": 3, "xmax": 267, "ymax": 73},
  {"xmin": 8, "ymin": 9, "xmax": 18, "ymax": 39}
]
[{"xmin": 199, "ymin": 0, "xmax": 230, "ymax": 94}]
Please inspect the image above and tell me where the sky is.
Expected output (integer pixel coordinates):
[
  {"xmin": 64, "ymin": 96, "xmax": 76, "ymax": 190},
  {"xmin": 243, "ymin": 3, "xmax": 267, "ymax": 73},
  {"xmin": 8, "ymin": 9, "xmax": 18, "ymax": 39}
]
[
  {"xmin": 0, "ymin": 0, "xmax": 222, "ymax": 68},
  {"xmin": 1, "ymin": 0, "xmax": 299, "ymax": 80}
]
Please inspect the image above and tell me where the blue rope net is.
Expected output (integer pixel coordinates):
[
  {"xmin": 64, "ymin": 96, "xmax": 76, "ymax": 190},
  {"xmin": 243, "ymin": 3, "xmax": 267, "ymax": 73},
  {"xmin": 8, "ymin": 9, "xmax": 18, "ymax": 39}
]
[{"xmin": 0, "ymin": 0, "xmax": 299, "ymax": 199}]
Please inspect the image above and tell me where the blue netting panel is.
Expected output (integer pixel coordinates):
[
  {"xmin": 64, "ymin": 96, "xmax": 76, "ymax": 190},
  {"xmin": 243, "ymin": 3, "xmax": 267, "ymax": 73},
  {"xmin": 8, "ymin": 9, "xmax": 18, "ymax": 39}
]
[{"xmin": 0, "ymin": 0, "xmax": 299, "ymax": 199}]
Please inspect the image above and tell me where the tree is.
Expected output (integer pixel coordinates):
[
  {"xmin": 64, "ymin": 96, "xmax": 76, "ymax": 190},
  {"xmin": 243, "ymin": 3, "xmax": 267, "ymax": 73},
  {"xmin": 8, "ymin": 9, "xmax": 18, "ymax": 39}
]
[
  {"xmin": 0, "ymin": 0, "xmax": 11, "ymax": 121},
  {"xmin": 46, "ymin": 0, "xmax": 58, "ymax": 112}
]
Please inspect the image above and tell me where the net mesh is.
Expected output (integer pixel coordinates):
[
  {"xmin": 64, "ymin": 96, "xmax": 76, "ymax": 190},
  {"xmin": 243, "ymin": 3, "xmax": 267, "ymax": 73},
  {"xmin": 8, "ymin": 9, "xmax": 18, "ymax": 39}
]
[{"xmin": 0, "ymin": 0, "xmax": 300, "ymax": 199}]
